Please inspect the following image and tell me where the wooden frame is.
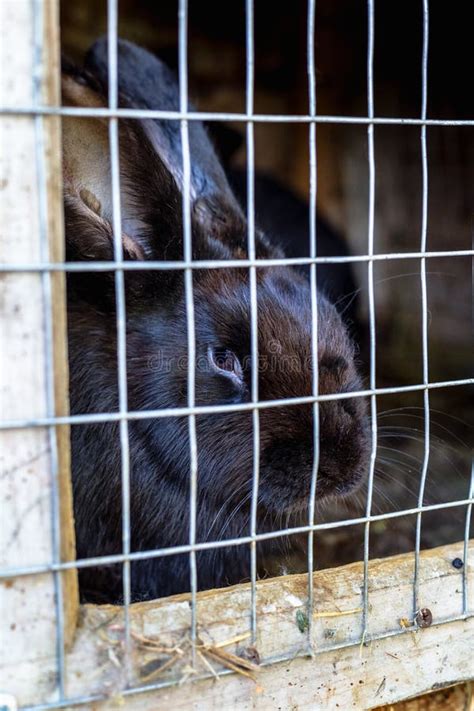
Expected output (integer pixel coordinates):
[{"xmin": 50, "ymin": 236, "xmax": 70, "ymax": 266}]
[
  {"xmin": 0, "ymin": 0, "xmax": 77, "ymax": 703},
  {"xmin": 4, "ymin": 542, "xmax": 474, "ymax": 709},
  {"xmin": 0, "ymin": 2, "xmax": 472, "ymax": 710}
]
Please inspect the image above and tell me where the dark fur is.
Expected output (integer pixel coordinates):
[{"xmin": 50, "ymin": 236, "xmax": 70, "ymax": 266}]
[
  {"xmin": 207, "ymin": 122, "xmax": 360, "ymax": 327},
  {"xmin": 226, "ymin": 169, "xmax": 360, "ymax": 328},
  {"xmin": 64, "ymin": 39, "xmax": 370, "ymax": 603}
]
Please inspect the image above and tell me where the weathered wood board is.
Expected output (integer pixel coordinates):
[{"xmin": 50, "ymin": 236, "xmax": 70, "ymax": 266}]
[
  {"xmin": 4, "ymin": 541, "xmax": 470, "ymax": 709},
  {"xmin": 0, "ymin": 0, "xmax": 76, "ymax": 705}
]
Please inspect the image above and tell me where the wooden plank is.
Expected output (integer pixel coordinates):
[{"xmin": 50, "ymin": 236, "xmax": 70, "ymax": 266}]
[
  {"xmin": 374, "ymin": 682, "xmax": 473, "ymax": 710},
  {"xmin": 82, "ymin": 623, "xmax": 473, "ymax": 711},
  {"xmin": 41, "ymin": 0, "xmax": 79, "ymax": 649},
  {"xmin": 8, "ymin": 540, "xmax": 471, "ymax": 708},
  {"xmin": 0, "ymin": 0, "xmax": 77, "ymax": 705}
]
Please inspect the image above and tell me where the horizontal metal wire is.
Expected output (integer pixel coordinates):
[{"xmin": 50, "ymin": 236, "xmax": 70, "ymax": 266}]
[
  {"xmin": 0, "ymin": 377, "xmax": 471, "ymax": 431},
  {"xmin": 1, "ymin": 104, "xmax": 473, "ymax": 126},
  {"xmin": 1, "ymin": 496, "xmax": 472, "ymax": 581},
  {"xmin": 0, "ymin": 249, "xmax": 473, "ymax": 272},
  {"xmin": 20, "ymin": 609, "xmax": 473, "ymax": 711}
]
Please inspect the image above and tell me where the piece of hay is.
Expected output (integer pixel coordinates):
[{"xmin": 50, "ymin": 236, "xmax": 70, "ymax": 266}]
[{"xmin": 313, "ymin": 607, "xmax": 362, "ymax": 618}]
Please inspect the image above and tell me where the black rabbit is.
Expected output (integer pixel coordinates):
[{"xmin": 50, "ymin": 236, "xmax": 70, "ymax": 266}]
[
  {"xmin": 208, "ymin": 122, "xmax": 360, "ymax": 328},
  {"xmin": 62, "ymin": 39, "xmax": 370, "ymax": 603}
]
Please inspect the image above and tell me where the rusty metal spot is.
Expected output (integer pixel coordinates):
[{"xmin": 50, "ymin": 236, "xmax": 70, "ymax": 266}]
[{"xmin": 415, "ymin": 607, "xmax": 433, "ymax": 628}]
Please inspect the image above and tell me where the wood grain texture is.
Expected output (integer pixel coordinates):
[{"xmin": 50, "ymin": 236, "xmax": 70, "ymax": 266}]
[
  {"xmin": 5, "ymin": 540, "xmax": 471, "ymax": 708},
  {"xmin": 42, "ymin": 0, "xmax": 79, "ymax": 648},
  {"xmin": 0, "ymin": 0, "xmax": 77, "ymax": 704}
]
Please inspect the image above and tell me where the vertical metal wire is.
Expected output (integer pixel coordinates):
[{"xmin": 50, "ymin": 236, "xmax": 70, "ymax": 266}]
[
  {"xmin": 245, "ymin": 0, "xmax": 261, "ymax": 645},
  {"xmin": 462, "ymin": 462, "xmax": 474, "ymax": 615},
  {"xmin": 107, "ymin": 0, "xmax": 132, "ymax": 681},
  {"xmin": 32, "ymin": 0, "xmax": 65, "ymax": 697},
  {"xmin": 305, "ymin": 0, "xmax": 321, "ymax": 655},
  {"xmin": 413, "ymin": 0, "xmax": 430, "ymax": 618},
  {"xmin": 178, "ymin": 0, "xmax": 199, "ymax": 657},
  {"xmin": 361, "ymin": 0, "xmax": 378, "ymax": 645}
]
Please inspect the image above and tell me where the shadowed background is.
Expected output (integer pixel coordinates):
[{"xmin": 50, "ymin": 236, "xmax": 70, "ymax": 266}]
[{"xmin": 61, "ymin": 0, "xmax": 472, "ymax": 575}]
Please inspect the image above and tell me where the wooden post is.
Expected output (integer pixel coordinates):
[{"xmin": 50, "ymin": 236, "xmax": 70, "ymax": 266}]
[{"xmin": 0, "ymin": 0, "xmax": 77, "ymax": 705}]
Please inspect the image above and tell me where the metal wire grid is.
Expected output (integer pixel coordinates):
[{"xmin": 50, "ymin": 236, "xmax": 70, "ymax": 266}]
[{"xmin": 0, "ymin": 0, "xmax": 473, "ymax": 708}]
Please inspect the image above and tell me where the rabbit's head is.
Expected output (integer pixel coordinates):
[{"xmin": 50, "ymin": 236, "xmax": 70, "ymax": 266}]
[{"xmin": 63, "ymin": 40, "xmax": 370, "ymax": 599}]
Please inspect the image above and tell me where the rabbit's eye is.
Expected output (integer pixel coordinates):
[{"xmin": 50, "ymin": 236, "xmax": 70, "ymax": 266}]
[{"xmin": 208, "ymin": 347, "xmax": 243, "ymax": 383}]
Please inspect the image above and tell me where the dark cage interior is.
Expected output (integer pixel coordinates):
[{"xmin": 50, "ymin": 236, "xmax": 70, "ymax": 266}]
[{"xmin": 60, "ymin": 0, "xmax": 473, "ymax": 596}]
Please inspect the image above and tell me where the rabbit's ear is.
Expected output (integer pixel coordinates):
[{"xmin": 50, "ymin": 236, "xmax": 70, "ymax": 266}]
[
  {"xmin": 84, "ymin": 38, "xmax": 248, "ymax": 250},
  {"xmin": 62, "ymin": 65, "xmax": 185, "ymax": 264}
]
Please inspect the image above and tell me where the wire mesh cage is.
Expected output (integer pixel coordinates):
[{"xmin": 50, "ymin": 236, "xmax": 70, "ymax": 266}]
[{"xmin": 0, "ymin": 0, "xmax": 473, "ymax": 709}]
